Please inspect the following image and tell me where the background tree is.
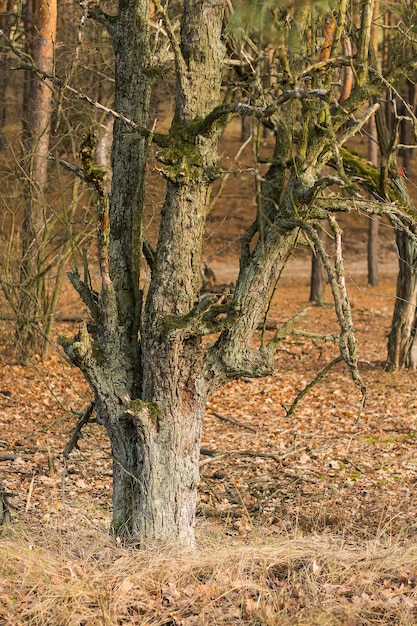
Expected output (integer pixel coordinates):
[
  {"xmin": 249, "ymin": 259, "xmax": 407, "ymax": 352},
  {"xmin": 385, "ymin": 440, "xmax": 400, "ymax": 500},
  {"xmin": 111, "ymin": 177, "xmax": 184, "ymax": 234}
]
[
  {"xmin": 17, "ymin": 0, "xmax": 57, "ymax": 361},
  {"xmin": 367, "ymin": 0, "xmax": 380, "ymax": 287},
  {"xmin": 0, "ymin": 0, "xmax": 15, "ymax": 142},
  {"xmin": 0, "ymin": 0, "xmax": 114, "ymax": 363},
  {"xmin": 377, "ymin": 1, "xmax": 417, "ymax": 369}
]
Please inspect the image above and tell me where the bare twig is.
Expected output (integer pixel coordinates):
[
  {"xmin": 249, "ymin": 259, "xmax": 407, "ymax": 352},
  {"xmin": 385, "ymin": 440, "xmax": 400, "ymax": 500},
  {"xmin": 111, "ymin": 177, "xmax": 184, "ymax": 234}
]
[
  {"xmin": 0, "ymin": 29, "xmax": 168, "ymax": 146},
  {"xmin": 209, "ymin": 410, "xmax": 257, "ymax": 433},
  {"xmin": 0, "ymin": 453, "xmax": 32, "ymax": 461},
  {"xmin": 199, "ymin": 447, "xmax": 308, "ymax": 468},
  {"xmin": 25, "ymin": 473, "xmax": 36, "ymax": 513},
  {"xmin": 62, "ymin": 402, "xmax": 96, "ymax": 459},
  {"xmin": 284, "ymin": 356, "xmax": 343, "ymax": 417}
]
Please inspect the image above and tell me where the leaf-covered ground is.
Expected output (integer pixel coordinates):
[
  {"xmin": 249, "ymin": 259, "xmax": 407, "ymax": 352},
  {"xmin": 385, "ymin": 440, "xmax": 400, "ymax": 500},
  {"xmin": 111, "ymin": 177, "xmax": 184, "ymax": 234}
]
[{"xmin": 2, "ymin": 260, "xmax": 417, "ymax": 624}]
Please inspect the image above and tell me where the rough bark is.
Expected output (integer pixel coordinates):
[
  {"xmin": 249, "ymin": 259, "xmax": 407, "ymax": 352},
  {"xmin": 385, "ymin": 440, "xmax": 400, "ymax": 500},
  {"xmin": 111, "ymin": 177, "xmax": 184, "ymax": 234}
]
[
  {"xmin": 137, "ymin": 0, "xmax": 226, "ymax": 544},
  {"xmin": 63, "ymin": 0, "xmax": 226, "ymax": 547}
]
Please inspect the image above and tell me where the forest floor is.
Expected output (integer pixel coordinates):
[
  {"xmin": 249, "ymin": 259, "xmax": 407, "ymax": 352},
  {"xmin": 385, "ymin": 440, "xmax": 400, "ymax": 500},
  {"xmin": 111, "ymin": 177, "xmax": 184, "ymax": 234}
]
[
  {"xmin": 2, "ymin": 128, "xmax": 417, "ymax": 624},
  {"xmin": 3, "ymin": 259, "xmax": 417, "ymax": 624}
]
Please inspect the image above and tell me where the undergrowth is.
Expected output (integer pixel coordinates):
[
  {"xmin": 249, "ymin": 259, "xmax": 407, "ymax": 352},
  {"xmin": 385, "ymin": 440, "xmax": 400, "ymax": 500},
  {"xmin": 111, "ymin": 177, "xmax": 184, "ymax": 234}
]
[{"xmin": 1, "ymin": 510, "xmax": 417, "ymax": 625}]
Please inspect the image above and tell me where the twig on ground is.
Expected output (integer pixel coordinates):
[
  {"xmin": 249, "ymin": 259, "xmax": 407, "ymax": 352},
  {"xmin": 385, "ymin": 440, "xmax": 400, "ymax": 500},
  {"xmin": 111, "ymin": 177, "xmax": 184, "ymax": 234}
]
[
  {"xmin": 209, "ymin": 410, "xmax": 257, "ymax": 433},
  {"xmin": 25, "ymin": 473, "xmax": 35, "ymax": 513},
  {"xmin": 0, "ymin": 453, "xmax": 32, "ymax": 461},
  {"xmin": 199, "ymin": 447, "xmax": 309, "ymax": 468}
]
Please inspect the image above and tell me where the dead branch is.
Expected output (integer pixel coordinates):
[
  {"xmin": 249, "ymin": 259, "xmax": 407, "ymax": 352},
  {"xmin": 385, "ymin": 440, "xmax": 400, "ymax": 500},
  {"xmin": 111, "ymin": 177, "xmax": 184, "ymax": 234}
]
[
  {"xmin": 209, "ymin": 410, "xmax": 257, "ymax": 433},
  {"xmin": 302, "ymin": 218, "xmax": 367, "ymax": 410},
  {"xmin": 284, "ymin": 356, "xmax": 343, "ymax": 417},
  {"xmin": 0, "ymin": 29, "xmax": 168, "ymax": 146},
  {"xmin": 0, "ymin": 312, "xmax": 84, "ymax": 322},
  {"xmin": 62, "ymin": 402, "xmax": 96, "ymax": 459},
  {"xmin": 199, "ymin": 447, "xmax": 308, "ymax": 468},
  {"xmin": 0, "ymin": 452, "xmax": 32, "ymax": 461}
]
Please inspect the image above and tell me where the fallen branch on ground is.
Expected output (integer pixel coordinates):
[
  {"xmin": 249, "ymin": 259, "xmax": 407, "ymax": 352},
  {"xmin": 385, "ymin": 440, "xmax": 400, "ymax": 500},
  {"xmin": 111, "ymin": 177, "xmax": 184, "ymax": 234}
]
[
  {"xmin": 199, "ymin": 447, "xmax": 309, "ymax": 467},
  {"xmin": 209, "ymin": 410, "xmax": 257, "ymax": 433}
]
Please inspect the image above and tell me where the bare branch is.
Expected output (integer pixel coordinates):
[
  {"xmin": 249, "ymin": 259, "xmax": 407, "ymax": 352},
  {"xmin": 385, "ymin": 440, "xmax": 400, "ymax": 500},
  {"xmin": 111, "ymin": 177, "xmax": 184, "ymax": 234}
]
[
  {"xmin": 284, "ymin": 356, "xmax": 343, "ymax": 417},
  {"xmin": 0, "ymin": 29, "xmax": 168, "ymax": 146},
  {"xmin": 209, "ymin": 409, "xmax": 258, "ymax": 433},
  {"xmin": 197, "ymin": 89, "xmax": 329, "ymax": 135},
  {"xmin": 62, "ymin": 402, "xmax": 96, "ymax": 459},
  {"xmin": 152, "ymin": 0, "xmax": 187, "ymax": 79}
]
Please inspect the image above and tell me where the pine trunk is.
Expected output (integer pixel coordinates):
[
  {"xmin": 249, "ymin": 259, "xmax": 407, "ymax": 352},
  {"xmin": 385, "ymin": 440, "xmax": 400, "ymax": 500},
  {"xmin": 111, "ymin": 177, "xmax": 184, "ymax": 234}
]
[{"xmin": 18, "ymin": 0, "xmax": 57, "ymax": 361}]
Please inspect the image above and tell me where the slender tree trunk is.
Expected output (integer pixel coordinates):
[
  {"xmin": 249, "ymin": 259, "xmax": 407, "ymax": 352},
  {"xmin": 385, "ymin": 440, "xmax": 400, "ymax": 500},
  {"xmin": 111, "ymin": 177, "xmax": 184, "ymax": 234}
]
[
  {"xmin": 387, "ymin": 232, "xmax": 417, "ymax": 370},
  {"xmin": 310, "ymin": 225, "xmax": 326, "ymax": 303},
  {"xmin": 367, "ymin": 0, "xmax": 379, "ymax": 286},
  {"xmin": 0, "ymin": 0, "xmax": 14, "ymax": 141},
  {"xmin": 18, "ymin": 0, "xmax": 57, "ymax": 361},
  {"xmin": 367, "ymin": 114, "xmax": 379, "ymax": 286}
]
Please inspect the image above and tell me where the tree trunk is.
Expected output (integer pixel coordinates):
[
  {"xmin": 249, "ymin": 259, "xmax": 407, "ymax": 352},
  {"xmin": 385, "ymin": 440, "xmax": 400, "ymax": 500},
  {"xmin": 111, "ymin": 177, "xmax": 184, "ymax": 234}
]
[
  {"xmin": 0, "ymin": 0, "xmax": 14, "ymax": 142},
  {"xmin": 18, "ymin": 0, "xmax": 57, "ymax": 361},
  {"xmin": 137, "ymin": 0, "xmax": 226, "ymax": 544},
  {"xmin": 367, "ymin": 215, "xmax": 379, "ymax": 286},
  {"xmin": 63, "ymin": 0, "xmax": 226, "ymax": 547},
  {"xmin": 367, "ymin": 2, "xmax": 379, "ymax": 287},
  {"xmin": 310, "ymin": 225, "xmax": 327, "ymax": 303},
  {"xmin": 386, "ymin": 231, "xmax": 417, "ymax": 370},
  {"xmin": 58, "ymin": 0, "xmax": 410, "ymax": 547},
  {"xmin": 367, "ymin": 114, "xmax": 379, "ymax": 286}
]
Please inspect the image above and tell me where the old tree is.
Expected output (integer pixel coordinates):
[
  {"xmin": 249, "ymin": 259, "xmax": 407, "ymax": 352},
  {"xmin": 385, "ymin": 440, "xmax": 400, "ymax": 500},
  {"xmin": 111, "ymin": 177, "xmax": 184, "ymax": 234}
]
[{"xmin": 6, "ymin": 0, "xmax": 417, "ymax": 546}]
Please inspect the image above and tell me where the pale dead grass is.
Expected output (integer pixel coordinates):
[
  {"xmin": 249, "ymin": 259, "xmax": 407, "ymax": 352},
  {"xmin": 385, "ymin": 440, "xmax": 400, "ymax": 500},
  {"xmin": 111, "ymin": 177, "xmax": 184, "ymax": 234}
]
[{"xmin": 1, "ymin": 510, "xmax": 417, "ymax": 626}]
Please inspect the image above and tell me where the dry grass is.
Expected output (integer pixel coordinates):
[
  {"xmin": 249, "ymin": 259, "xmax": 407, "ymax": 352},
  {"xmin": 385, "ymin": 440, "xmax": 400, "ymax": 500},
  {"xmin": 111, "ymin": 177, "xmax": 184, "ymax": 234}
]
[{"xmin": 1, "ymin": 510, "xmax": 417, "ymax": 626}]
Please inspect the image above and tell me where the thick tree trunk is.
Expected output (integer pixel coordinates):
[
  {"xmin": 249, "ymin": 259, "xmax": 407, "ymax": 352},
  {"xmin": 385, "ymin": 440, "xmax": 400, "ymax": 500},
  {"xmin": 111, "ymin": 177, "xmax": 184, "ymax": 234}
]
[
  {"xmin": 137, "ymin": 0, "xmax": 226, "ymax": 544},
  {"xmin": 61, "ymin": 0, "xmax": 393, "ymax": 548},
  {"xmin": 64, "ymin": 0, "xmax": 226, "ymax": 548},
  {"xmin": 386, "ymin": 231, "xmax": 417, "ymax": 370}
]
